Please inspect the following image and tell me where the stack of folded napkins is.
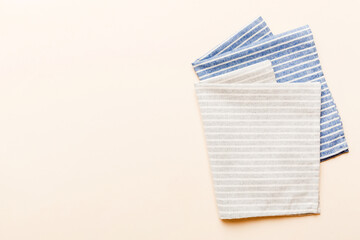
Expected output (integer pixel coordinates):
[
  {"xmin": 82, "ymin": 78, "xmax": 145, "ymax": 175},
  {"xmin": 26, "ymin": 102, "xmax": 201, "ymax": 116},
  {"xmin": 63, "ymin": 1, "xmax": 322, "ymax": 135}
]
[{"xmin": 192, "ymin": 17, "xmax": 348, "ymax": 219}]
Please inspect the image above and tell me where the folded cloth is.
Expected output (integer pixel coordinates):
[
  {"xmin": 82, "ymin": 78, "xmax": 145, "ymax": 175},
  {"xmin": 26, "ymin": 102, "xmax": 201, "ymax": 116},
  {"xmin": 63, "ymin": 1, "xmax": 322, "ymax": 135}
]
[
  {"xmin": 196, "ymin": 17, "xmax": 272, "ymax": 62},
  {"xmin": 195, "ymin": 81, "xmax": 321, "ymax": 219},
  {"xmin": 193, "ymin": 17, "xmax": 348, "ymax": 161},
  {"xmin": 201, "ymin": 60, "xmax": 276, "ymax": 84}
]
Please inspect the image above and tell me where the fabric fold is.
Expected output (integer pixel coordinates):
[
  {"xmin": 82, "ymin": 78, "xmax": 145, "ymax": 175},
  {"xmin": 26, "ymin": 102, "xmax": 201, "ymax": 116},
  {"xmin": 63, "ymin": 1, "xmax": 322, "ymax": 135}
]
[{"xmin": 192, "ymin": 17, "xmax": 348, "ymax": 161}]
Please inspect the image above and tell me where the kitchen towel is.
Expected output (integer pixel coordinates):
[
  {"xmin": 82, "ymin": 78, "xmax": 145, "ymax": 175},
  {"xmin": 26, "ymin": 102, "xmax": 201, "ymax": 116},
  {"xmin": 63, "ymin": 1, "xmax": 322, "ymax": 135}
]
[
  {"xmin": 193, "ymin": 17, "xmax": 348, "ymax": 161},
  {"xmin": 195, "ymin": 81, "xmax": 321, "ymax": 219}
]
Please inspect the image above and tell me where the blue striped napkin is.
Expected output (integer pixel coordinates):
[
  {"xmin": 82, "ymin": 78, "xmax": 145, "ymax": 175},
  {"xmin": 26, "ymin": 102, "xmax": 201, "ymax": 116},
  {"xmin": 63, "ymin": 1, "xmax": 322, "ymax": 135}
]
[{"xmin": 192, "ymin": 17, "xmax": 348, "ymax": 161}]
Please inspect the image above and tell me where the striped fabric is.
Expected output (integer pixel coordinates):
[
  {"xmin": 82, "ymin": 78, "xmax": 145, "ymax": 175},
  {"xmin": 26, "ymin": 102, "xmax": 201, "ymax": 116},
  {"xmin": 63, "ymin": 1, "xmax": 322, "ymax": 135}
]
[
  {"xmin": 195, "ymin": 82, "xmax": 321, "ymax": 219},
  {"xmin": 201, "ymin": 60, "xmax": 276, "ymax": 84},
  {"xmin": 195, "ymin": 17, "xmax": 272, "ymax": 62},
  {"xmin": 192, "ymin": 17, "xmax": 348, "ymax": 161}
]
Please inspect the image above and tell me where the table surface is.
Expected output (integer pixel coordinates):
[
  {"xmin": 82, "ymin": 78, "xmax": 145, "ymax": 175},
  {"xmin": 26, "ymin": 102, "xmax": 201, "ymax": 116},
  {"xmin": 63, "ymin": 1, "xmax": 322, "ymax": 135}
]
[{"xmin": 0, "ymin": 0, "xmax": 359, "ymax": 239}]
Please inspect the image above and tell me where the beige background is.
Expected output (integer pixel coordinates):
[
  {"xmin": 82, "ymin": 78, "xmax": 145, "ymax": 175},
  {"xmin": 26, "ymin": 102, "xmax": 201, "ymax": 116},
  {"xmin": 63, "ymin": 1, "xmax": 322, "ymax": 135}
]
[{"xmin": 0, "ymin": 0, "xmax": 359, "ymax": 239}]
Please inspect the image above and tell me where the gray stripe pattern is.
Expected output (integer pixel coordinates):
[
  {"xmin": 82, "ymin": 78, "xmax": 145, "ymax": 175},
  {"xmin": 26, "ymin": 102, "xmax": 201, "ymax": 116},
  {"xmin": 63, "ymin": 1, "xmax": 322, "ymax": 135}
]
[
  {"xmin": 195, "ymin": 80, "xmax": 321, "ymax": 219},
  {"xmin": 201, "ymin": 60, "xmax": 275, "ymax": 84}
]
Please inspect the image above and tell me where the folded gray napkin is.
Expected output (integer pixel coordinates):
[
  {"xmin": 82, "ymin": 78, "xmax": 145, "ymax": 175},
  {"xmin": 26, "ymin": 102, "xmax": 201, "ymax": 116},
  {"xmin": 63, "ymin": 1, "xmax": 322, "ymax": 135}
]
[{"xmin": 195, "ymin": 80, "xmax": 321, "ymax": 219}]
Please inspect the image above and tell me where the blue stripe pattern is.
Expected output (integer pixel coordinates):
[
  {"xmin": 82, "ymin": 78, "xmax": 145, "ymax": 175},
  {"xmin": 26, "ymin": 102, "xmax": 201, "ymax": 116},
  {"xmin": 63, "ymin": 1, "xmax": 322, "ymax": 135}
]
[
  {"xmin": 192, "ymin": 17, "xmax": 348, "ymax": 161},
  {"xmin": 195, "ymin": 17, "xmax": 273, "ymax": 62}
]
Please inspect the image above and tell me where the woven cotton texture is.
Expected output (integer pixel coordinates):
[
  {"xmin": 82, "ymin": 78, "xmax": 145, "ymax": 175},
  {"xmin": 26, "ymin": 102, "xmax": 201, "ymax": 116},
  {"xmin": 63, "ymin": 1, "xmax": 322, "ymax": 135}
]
[
  {"xmin": 201, "ymin": 60, "xmax": 275, "ymax": 84},
  {"xmin": 193, "ymin": 17, "xmax": 348, "ymax": 161},
  {"xmin": 195, "ymin": 82, "xmax": 321, "ymax": 219},
  {"xmin": 196, "ymin": 17, "xmax": 272, "ymax": 62}
]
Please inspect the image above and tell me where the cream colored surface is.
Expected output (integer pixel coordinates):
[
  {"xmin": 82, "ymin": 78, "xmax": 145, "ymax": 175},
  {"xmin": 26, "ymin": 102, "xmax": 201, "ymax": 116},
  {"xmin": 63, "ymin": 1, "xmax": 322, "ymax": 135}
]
[{"xmin": 0, "ymin": 0, "xmax": 359, "ymax": 239}]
